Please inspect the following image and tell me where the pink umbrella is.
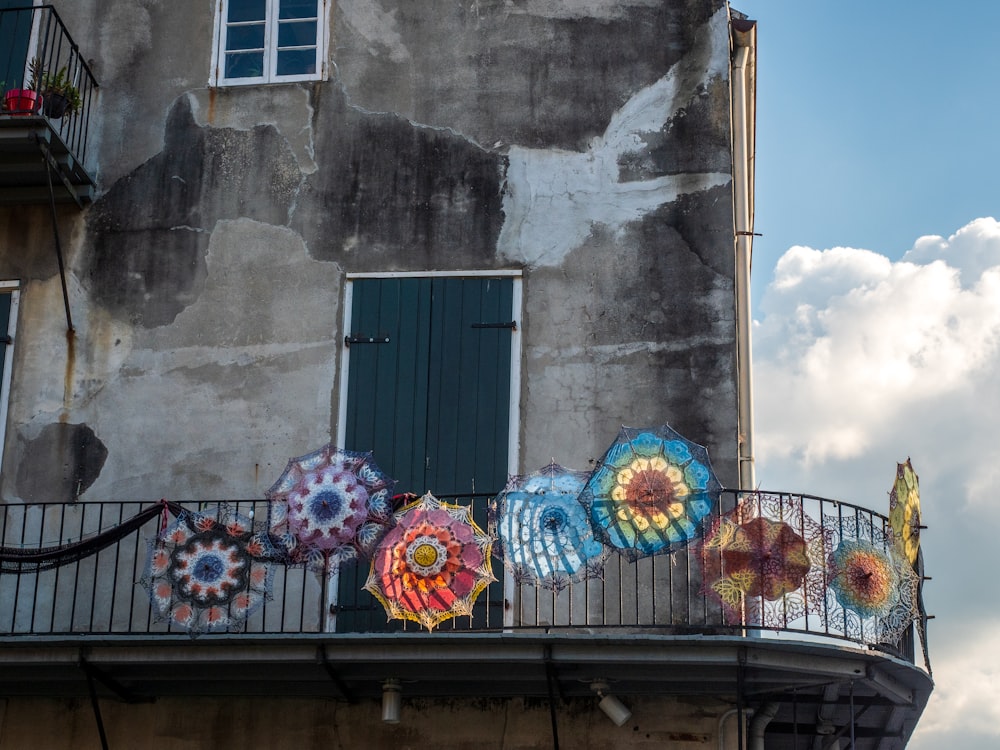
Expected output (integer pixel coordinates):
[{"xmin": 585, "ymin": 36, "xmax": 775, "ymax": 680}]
[{"xmin": 365, "ymin": 492, "xmax": 495, "ymax": 632}]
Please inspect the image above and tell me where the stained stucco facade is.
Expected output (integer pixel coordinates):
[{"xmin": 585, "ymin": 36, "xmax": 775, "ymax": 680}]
[
  {"xmin": 1, "ymin": 0, "xmax": 742, "ymax": 504},
  {"xmin": 0, "ymin": 1, "xmax": 784, "ymax": 748}
]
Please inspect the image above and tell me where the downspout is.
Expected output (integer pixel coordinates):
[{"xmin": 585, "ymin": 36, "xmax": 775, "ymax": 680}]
[
  {"xmin": 731, "ymin": 18, "xmax": 757, "ymax": 491},
  {"xmin": 718, "ymin": 707, "xmax": 754, "ymax": 750},
  {"xmin": 748, "ymin": 701, "xmax": 780, "ymax": 750}
]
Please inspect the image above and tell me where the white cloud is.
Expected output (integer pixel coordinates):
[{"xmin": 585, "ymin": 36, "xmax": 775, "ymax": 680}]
[
  {"xmin": 755, "ymin": 219, "xmax": 1000, "ymax": 466},
  {"xmin": 753, "ymin": 217, "xmax": 1000, "ymax": 748},
  {"xmin": 909, "ymin": 625, "xmax": 1000, "ymax": 746},
  {"xmin": 903, "ymin": 216, "xmax": 1000, "ymax": 286}
]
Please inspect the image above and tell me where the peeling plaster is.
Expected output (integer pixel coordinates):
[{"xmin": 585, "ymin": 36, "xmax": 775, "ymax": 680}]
[
  {"xmin": 7, "ymin": 275, "xmax": 133, "ymax": 428},
  {"xmin": 497, "ymin": 6, "xmax": 732, "ymax": 267},
  {"xmin": 86, "ymin": 99, "xmax": 304, "ymax": 328},
  {"xmin": 293, "ymin": 100, "xmax": 504, "ymax": 267},
  {"xmin": 188, "ymin": 89, "xmax": 319, "ymax": 175},
  {"xmin": 82, "ymin": 219, "xmax": 342, "ymax": 500},
  {"xmin": 529, "ymin": 335, "xmax": 737, "ymax": 365},
  {"xmin": 333, "ymin": 0, "xmax": 706, "ymax": 151},
  {"xmin": 338, "ymin": 0, "xmax": 411, "ymax": 63},
  {"xmin": 508, "ymin": 0, "xmax": 671, "ymax": 22},
  {"xmin": 14, "ymin": 422, "xmax": 108, "ymax": 502}
]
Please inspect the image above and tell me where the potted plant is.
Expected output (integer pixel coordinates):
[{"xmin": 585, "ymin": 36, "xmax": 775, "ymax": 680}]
[
  {"xmin": 28, "ymin": 57, "xmax": 81, "ymax": 118},
  {"xmin": 2, "ymin": 74, "xmax": 42, "ymax": 116}
]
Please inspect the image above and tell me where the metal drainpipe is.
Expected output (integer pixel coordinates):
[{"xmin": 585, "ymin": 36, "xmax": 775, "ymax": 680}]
[
  {"xmin": 748, "ymin": 702, "xmax": 780, "ymax": 750},
  {"xmin": 718, "ymin": 707, "xmax": 754, "ymax": 750},
  {"xmin": 731, "ymin": 32, "xmax": 755, "ymax": 491}
]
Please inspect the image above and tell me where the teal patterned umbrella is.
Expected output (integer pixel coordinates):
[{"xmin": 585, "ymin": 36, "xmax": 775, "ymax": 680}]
[{"xmin": 579, "ymin": 425, "xmax": 720, "ymax": 560}]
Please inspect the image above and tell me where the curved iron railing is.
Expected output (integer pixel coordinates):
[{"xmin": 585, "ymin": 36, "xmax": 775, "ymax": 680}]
[{"xmin": 0, "ymin": 491, "xmax": 929, "ymax": 670}]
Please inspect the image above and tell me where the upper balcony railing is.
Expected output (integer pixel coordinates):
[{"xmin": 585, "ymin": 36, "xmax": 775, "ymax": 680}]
[
  {"xmin": 0, "ymin": 4, "xmax": 99, "ymax": 204},
  {"xmin": 0, "ymin": 490, "xmax": 929, "ymax": 670}
]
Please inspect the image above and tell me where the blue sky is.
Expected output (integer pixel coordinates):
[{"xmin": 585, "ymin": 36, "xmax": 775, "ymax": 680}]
[
  {"xmin": 737, "ymin": 2, "xmax": 1000, "ymax": 747},
  {"xmin": 744, "ymin": 0, "xmax": 1000, "ymax": 297}
]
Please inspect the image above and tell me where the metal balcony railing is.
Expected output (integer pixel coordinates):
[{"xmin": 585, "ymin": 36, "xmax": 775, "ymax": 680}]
[
  {"xmin": 0, "ymin": 4, "xmax": 99, "ymax": 195},
  {"xmin": 0, "ymin": 491, "xmax": 928, "ymax": 669}
]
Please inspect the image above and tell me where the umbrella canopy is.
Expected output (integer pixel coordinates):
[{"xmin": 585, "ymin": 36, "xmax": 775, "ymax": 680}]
[
  {"xmin": 889, "ymin": 459, "xmax": 932, "ymax": 673},
  {"xmin": 579, "ymin": 425, "xmax": 721, "ymax": 560},
  {"xmin": 141, "ymin": 507, "xmax": 275, "ymax": 637},
  {"xmin": 889, "ymin": 458, "xmax": 921, "ymax": 567},
  {"xmin": 266, "ymin": 444, "xmax": 396, "ymax": 572},
  {"xmin": 700, "ymin": 493, "xmax": 830, "ymax": 626},
  {"xmin": 493, "ymin": 461, "xmax": 607, "ymax": 591},
  {"xmin": 825, "ymin": 516, "xmax": 920, "ymax": 644},
  {"xmin": 365, "ymin": 492, "xmax": 495, "ymax": 632}
]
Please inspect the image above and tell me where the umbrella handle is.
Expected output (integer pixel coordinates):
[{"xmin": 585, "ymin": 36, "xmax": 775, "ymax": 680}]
[{"xmin": 158, "ymin": 498, "xmax": 170, "ymax": 534}]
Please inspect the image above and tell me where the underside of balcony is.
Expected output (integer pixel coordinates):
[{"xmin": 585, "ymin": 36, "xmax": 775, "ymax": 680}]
[
  {"xmin": 0, "ymin": 116, "xmax": 95, "ymax": 205},
  {"xmin": 0, "ymin": 633, "xmax": 931, "ymax": 750}
]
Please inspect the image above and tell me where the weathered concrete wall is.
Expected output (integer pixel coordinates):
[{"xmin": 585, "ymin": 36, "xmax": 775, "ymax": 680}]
[
  {"xmin": 0, "ymin": 694, "xmax": 740, "ymax": 750},
  {"xmin": 0, "ymin": 0, "xmax": 737, "ymax": 502},
  {"xmin": 0, "ymin": 0, "xmax": 743, "ymax": 743}
]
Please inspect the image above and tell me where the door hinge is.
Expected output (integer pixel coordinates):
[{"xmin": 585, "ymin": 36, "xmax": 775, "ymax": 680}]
[
  {"xmin": 471, "ymin": 321, "xmax": 517, "ymax": 330},
  {"xmin": 344, "ymin": 335, "xmax": 391, "ymax": 347}
]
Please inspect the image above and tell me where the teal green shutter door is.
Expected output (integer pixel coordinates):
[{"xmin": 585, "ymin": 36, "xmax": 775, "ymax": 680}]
[
  {"xmin": 424, "ymin": 277, "xmax": 512, "ymax": 495},
  {"xmin": 339, "ymin": 276, "xmax": 514, "ymax": 631},
  {"xmin": 344, "ymin": 277, "xmax": 432, "ymax": 494},
  {"xmin": 0, "ymin": 1, "xmax": 33, "ymax": 89}
]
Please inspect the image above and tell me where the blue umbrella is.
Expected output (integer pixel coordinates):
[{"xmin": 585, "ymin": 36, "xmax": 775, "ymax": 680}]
[{"xmin": 493, "ymin": 462, "xmax": 607, "ymax": 590}]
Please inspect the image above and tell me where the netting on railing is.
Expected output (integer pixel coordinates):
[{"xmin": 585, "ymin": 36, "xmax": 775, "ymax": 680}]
[{"xmin": 0, "ymin": 501, "xmax": 169, "ymax": 574}]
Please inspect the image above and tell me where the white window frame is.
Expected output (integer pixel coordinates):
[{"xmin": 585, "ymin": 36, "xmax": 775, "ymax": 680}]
[
  {"xmin": 0, "ymin": 281, "xmax": 20, "ymax": 478},
  {"xmin": 211, "ymin": 0, "xmax": 329, "ymax": 87}
]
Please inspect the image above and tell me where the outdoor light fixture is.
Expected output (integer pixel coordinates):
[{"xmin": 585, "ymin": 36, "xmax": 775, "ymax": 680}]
[
  {"xmin": 591, "ymin": 680, "xmax": 632, "ymax": 727},
  {"xmin": 382, "ymin": 678, "xmax": 401, "ymax": 723}
]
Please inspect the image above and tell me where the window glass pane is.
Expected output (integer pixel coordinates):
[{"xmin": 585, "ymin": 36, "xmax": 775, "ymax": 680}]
[
  {"xmin": 279, "ymin": 0, "xmax": 317, "ymax": 20},
  {"xmin": 276, "ymin": 48, "xmax": 316, "ymax": 76},
  {"xmin": 227, "ymin": 0, "xmax": 266, "ymax": 23},
  {"xmin": 226, "ymin": 23, "xmax": 265, "ymax": 52},
  {"xmin": 277, "ymin": 20, "xmax": 316, "ymax": 48},
  {"xmin": 225, "ymin": 51, "xmax": 265, "ymax": 79}
]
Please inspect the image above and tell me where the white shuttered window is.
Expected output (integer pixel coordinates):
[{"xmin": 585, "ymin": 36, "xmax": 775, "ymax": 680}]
[{"xmin": 215, "ymin": 0, "xmax": 325, "ymax": 85}]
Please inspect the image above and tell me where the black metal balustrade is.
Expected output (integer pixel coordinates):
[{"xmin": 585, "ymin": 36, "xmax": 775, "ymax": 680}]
[
  {"xmin": 0, "ymin": 491, "xmax": 927, "ymax": 670},
  {"xmin": 0, "ymin": 4, "xmax": 98, "ymax": 203}
]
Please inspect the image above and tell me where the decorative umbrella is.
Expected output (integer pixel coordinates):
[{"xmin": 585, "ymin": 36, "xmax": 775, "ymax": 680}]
[
  {"xmin": 825, "ymin": 516, "xmax": 920, "ymax": 644},
  {"xmin": 888, "ymin": 459, "xmax": 931, "ymax": 672},
  {"xmin": 700, "ymin": 493, "xmax": 830, "ymax": 626},
  {"xmin": 365, "ymin": 492, "xmax": 495, "ymax": 632},
  {"xmin": 266, "ymin": 444, "xmax": 396, "ymax": 572},
  {"xmin": 888, "ymin": 458, "xmax": 922, "ymax": 568},
  {"xmin": 141, "ymin": 506, "xmax": 275, "ymax": 637},
  {"xmin": 493, "ymin": 461, "xmax": 607, "ymax": 591},
  {"xmin": 579, "ymin": 425, "xmax": 721, "ymax": 560}
]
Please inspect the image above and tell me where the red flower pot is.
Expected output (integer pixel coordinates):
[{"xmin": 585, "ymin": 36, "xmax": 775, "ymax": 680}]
[{"xmin": 3, "ymin": 89, "xmax": 42, "ymax": 116}]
